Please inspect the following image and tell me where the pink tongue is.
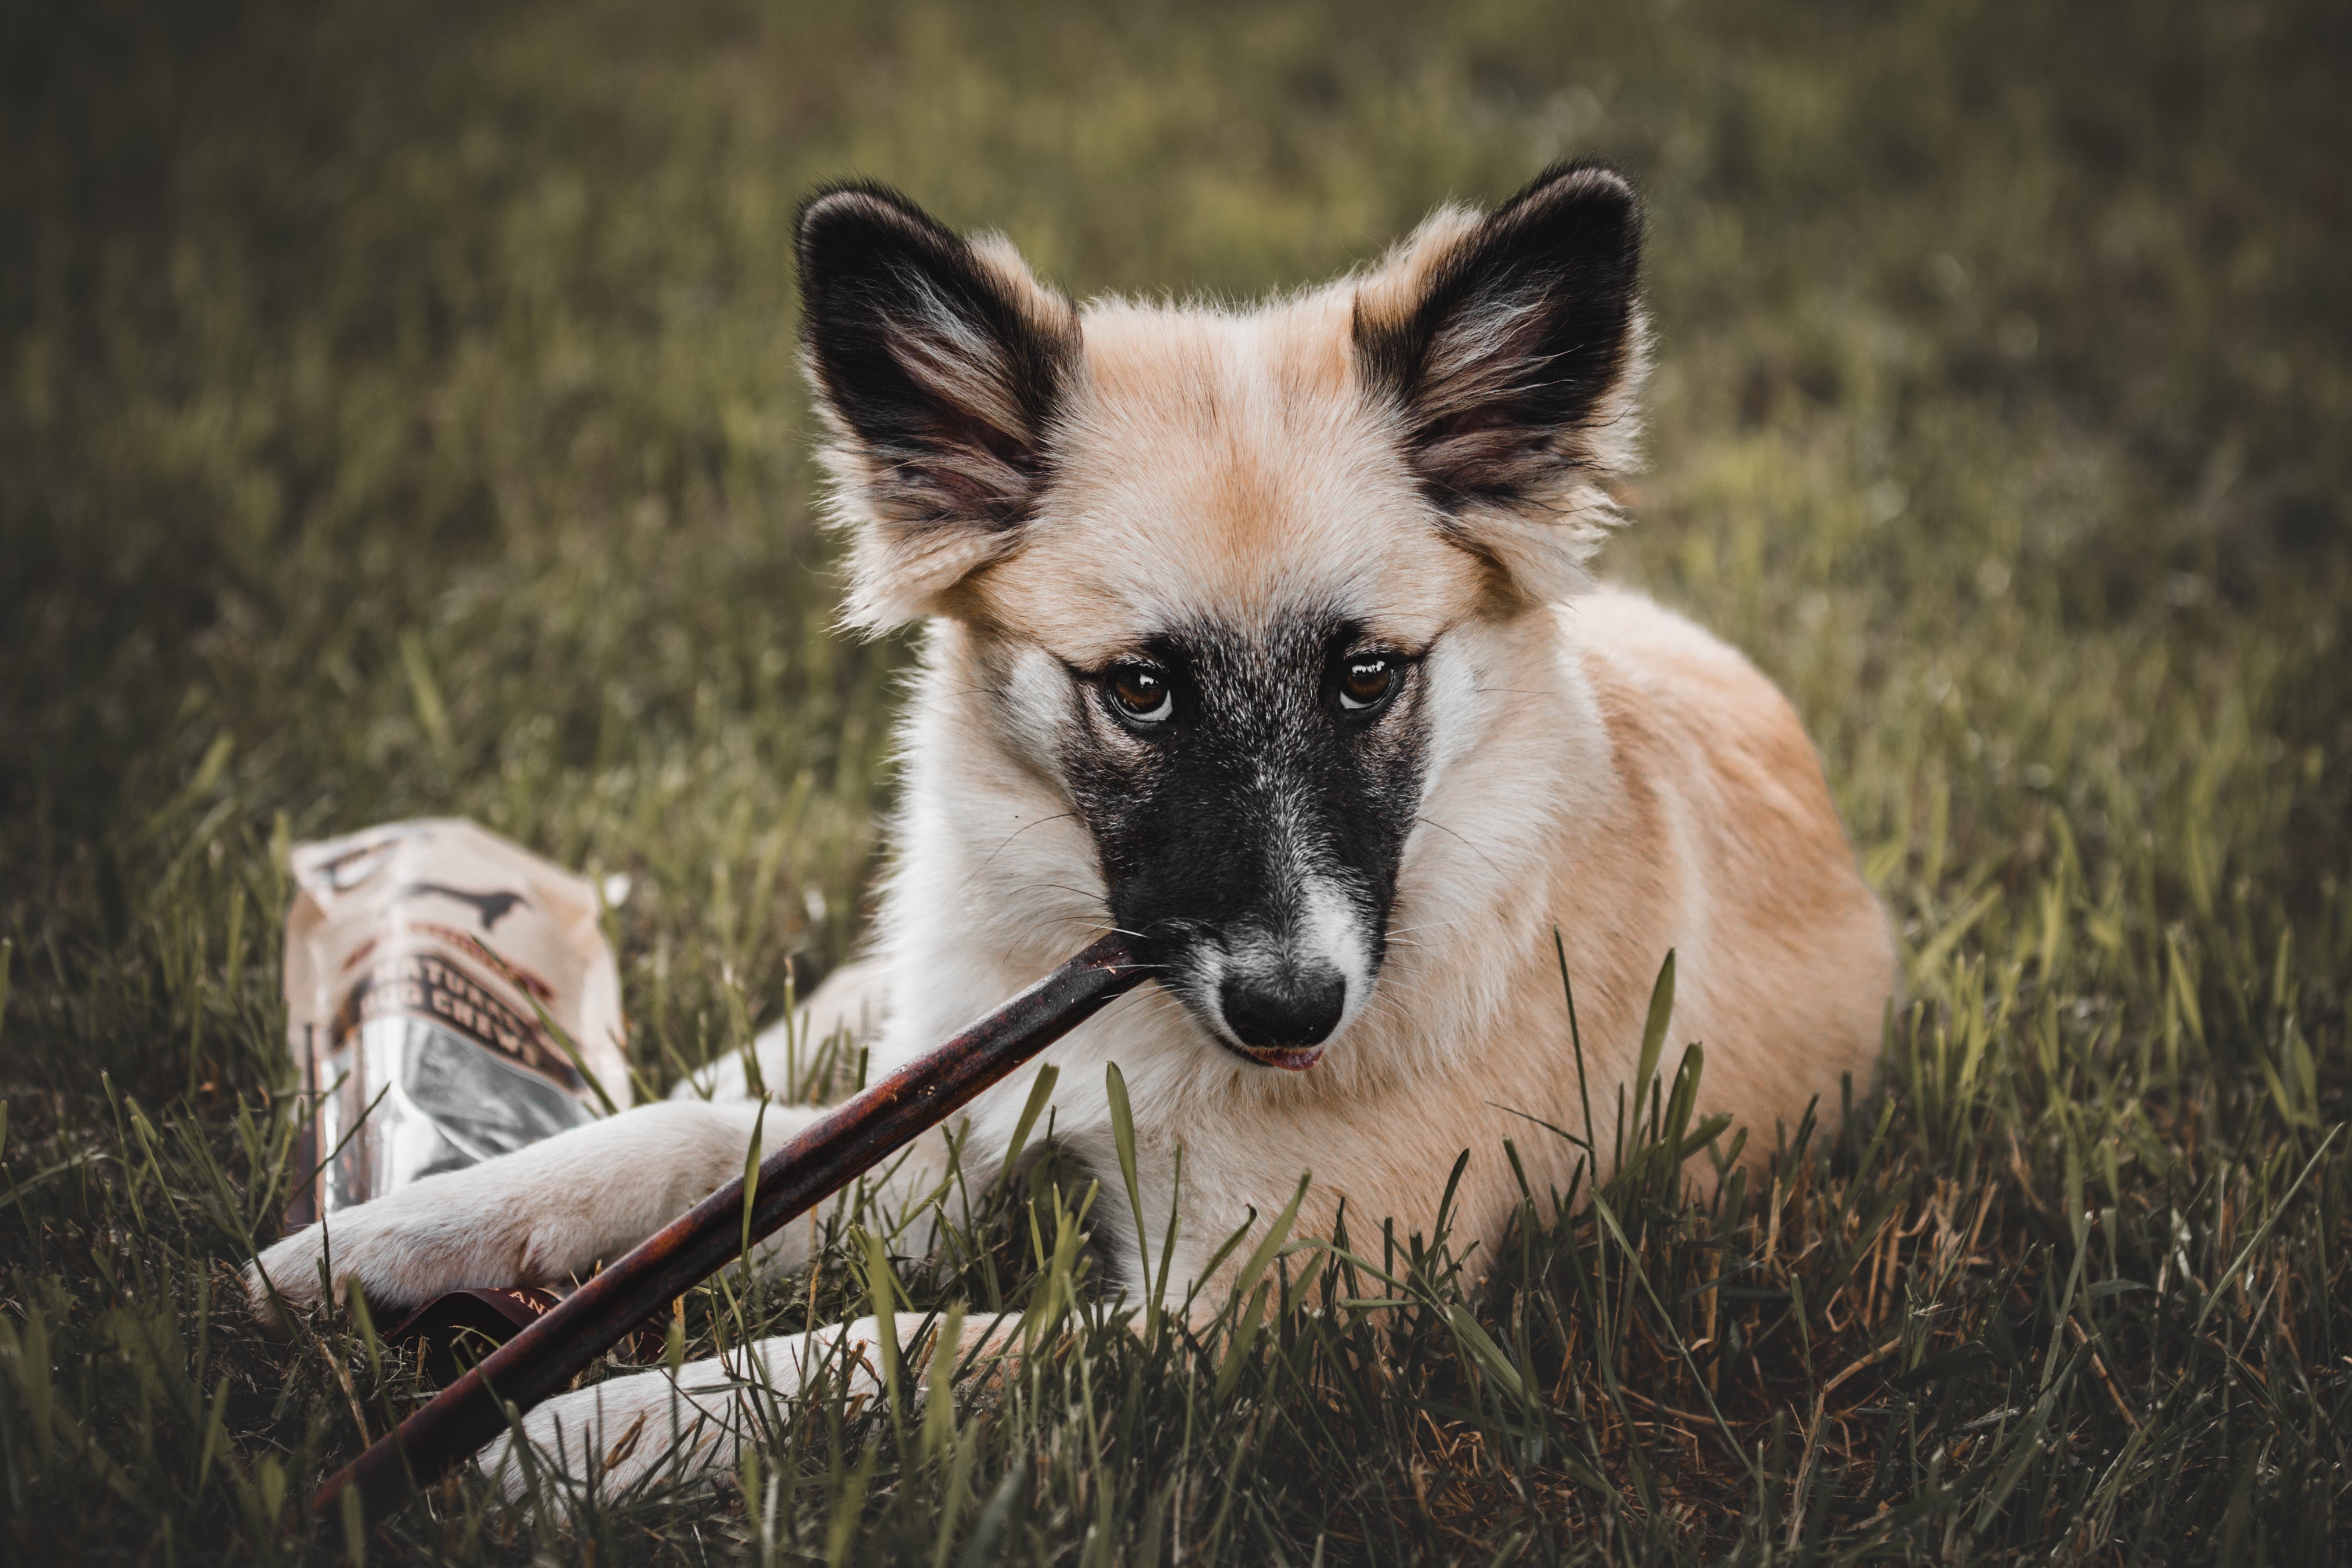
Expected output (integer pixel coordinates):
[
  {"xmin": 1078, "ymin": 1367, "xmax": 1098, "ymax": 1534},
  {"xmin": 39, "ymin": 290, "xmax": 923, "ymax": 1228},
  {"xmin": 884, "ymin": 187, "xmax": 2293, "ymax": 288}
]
[{"xmin": 1252, "ymin": 1045, "xmax": 1325, "ymax": 1071}]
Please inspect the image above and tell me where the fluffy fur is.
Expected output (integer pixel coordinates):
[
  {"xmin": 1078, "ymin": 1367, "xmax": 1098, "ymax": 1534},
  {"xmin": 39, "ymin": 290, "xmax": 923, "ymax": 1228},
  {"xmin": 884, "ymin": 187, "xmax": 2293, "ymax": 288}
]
[{"xmin": 248, "ymin": 164, "xmax": 1895, "ymax": 1497}]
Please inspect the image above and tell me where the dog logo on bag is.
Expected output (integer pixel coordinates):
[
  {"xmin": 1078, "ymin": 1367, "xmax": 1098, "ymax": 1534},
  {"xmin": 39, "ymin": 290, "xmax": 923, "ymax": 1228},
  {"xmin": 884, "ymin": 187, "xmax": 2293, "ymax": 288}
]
[{"xmin": 395, "ymin": 882, "xmax": 529, "ymax": 931}]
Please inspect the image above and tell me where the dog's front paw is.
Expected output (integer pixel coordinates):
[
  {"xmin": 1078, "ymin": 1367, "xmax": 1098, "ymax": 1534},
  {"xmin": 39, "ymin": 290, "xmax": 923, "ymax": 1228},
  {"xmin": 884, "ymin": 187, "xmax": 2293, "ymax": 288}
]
[
  {"xmin": 477, "ymin": 1361, "xmax": 751, "ymax": 1501},
  {"xmin": 477, "ymin": 1321, "xmax": 894, "ymax": 1501},
  {"xmin": 243, "ymin": 1102, "xmax": 779, "ymax": 1330},
  {"xmin": 242, "ymin": 1170, "xmax": 605, "ymax": 1328},
  {"xmin": 241, "ymin": 1195, "xmax": 460, "ymax": 1328}
]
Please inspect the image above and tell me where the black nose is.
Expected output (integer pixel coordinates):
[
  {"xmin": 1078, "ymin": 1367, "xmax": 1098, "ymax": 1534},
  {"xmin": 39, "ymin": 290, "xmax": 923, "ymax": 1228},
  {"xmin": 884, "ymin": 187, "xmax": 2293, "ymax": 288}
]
[{"xmin": 1219, "ymin": 966, "xmax": 1346, "ymax": 1050}]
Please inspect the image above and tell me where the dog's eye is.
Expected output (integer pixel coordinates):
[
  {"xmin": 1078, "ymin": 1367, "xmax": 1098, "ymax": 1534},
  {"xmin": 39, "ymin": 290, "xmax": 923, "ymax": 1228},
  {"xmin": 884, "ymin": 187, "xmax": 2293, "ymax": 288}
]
[
  {"xmin": 1338, "ymin": 656, "xmax": 1396, "ymax": 711},
  {"xmin": 1105, "ymin": 665, "xmax": 1174, "ymax": 725}
]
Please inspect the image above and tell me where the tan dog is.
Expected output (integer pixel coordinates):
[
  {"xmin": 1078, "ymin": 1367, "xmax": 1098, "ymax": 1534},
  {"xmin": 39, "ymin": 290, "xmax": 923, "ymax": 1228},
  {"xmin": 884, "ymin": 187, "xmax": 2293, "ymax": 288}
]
[{"xmin": 248, "ymin": 164, "xmax": 1894, "ymax": 1494}]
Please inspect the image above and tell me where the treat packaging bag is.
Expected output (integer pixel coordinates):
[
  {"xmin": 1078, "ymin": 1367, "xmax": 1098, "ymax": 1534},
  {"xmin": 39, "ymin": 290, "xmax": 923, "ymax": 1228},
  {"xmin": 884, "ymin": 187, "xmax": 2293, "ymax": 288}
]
[{"xmin": 283, "ymin": 818, "xmax": 629, "ymax": 1227}]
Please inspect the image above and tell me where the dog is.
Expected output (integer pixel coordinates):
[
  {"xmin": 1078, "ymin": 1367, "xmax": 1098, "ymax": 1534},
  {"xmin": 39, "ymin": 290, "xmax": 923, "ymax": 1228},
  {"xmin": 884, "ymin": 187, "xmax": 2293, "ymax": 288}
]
[{"xmin": 247, "ymin": 162, "xmax": 1895, "ymax": 1494}]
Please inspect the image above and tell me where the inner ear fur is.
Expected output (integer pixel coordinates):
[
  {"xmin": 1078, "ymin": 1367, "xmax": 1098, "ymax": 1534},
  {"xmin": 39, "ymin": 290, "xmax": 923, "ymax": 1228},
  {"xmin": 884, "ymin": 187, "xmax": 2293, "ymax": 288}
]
[
  {"xmin": 797, "ymin": 182, "xmax": 1082, "ymax": 631},
  {"xmin": 1352, "ymin": 162, "xmax": 1648, "ymax": 602}
]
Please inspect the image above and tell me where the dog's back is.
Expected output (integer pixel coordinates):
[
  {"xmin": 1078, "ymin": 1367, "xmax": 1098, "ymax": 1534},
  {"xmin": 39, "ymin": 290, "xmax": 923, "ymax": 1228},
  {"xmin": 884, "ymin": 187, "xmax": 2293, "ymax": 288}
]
[{"xmin": 1556, "ymin": 586, "xmax": 1894, "ymax": 1140}]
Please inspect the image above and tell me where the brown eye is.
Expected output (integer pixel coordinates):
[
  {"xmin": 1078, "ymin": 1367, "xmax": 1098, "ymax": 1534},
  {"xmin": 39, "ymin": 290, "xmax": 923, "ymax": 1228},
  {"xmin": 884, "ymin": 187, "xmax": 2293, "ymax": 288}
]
[
  {"xmin": 1339, "ymin": 656, "xmax": 1396, "ymax": 711},
  {"xmin": 1106, "ymin": 665, "xmax": 1173, "ymax": 725}
]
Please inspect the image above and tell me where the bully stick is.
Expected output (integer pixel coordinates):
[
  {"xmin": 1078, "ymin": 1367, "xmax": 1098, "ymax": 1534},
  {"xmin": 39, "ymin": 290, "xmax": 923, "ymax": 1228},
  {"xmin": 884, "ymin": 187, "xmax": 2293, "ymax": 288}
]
[{"xmin": 311, "ymin": 933, "xmax": 1147, "ymax": 1523}]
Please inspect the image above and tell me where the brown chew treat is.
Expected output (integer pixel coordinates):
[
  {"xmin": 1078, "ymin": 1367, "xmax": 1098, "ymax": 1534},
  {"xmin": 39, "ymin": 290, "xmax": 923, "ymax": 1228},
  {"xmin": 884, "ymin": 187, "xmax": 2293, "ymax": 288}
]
[
  {"xmin": 382, "ymin": 1288, "xmax": 667, "ymax": 1384},
  {"xmin": 310, "ymin": 933, "xmax": 1148, "ymax": 1523}
]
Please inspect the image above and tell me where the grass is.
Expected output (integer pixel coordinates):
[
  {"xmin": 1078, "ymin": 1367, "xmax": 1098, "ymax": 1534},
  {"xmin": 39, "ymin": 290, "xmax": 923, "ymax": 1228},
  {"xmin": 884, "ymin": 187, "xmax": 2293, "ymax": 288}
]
[{"xmin": 3, "ymin": 0, "xmax": 2350, "ymax": 1560}]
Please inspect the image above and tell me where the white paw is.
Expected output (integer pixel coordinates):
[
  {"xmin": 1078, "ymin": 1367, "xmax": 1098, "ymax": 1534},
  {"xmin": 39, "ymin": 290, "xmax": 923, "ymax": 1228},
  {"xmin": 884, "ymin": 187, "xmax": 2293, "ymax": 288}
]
[
  {"xmin": 244, "ymin": 1102, "xmax": 777, "ymax": 1326},
  {"xmin": 244, "ymin": 1172, "xmax": 587, "ymax": 1324},
  {"xmin": 477, "ymin": 1365, "xmax": 743, "ymax": 1500},
  {"xmin": 476, "ymin": 1321, "xmax": 892, "ymax": 1501}
]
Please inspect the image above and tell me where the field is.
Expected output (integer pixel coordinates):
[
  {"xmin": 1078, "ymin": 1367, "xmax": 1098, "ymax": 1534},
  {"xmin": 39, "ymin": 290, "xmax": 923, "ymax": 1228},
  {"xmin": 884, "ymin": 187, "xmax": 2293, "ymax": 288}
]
[{"xmin": 3, "ymin": 0, "xmax": 2350, "ymax": 1561}]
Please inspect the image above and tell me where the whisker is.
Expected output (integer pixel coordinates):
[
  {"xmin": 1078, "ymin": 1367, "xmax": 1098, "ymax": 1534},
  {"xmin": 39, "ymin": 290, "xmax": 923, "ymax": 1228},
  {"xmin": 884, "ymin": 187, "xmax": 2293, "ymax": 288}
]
[
  {"xmin": 1367, "ymin": 976, "xmax": 1435, "ymax": 1013},
  {"xmin": 999, "ymin": 882, "xmax": 1116, "ymax": 908},
  {"xmin": 956, "ymin": 812, "xmax": 1081, "ymax": 891},
  {"xmin": 1413, "ymin": 814, "xmax": 1512, "ymax": 882}
]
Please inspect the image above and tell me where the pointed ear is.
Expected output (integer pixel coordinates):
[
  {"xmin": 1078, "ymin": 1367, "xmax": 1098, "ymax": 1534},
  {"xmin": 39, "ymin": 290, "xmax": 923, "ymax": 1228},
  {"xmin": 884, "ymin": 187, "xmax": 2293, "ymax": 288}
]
[
  {"xmin": 797, "ymin": 183, "xmax": 1082, "ymax": 631},
  {"xmin": 1352, "ymin": 162, "xmax": 1647, "ymax": 600}
]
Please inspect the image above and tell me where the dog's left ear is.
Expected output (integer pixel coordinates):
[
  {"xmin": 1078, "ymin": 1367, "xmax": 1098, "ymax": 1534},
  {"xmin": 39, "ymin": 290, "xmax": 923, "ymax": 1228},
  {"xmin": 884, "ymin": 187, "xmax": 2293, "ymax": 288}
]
[
  {"xmin": 1353, "ymin": 162, "xmax": 1647, "ymax": 601},
  {"xmin": 798, "ymin": 183, "xmax": 1083, "ymax": 631}
]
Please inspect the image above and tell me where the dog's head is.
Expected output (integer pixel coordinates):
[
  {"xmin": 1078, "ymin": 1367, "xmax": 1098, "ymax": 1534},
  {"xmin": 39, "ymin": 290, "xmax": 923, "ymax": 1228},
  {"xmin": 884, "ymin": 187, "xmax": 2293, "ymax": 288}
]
[{"xmin": 797, "ymin": 165, "xmax": 1645, "ymax": 1069}]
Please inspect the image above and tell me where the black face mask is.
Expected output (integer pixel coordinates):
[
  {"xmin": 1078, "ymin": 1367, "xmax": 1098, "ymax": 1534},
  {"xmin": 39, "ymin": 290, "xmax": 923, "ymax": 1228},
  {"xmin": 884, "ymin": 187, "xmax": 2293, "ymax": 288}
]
[{"xmin": 1059, "ymin": 611, "xmax": 1428, "ymax": 1058}]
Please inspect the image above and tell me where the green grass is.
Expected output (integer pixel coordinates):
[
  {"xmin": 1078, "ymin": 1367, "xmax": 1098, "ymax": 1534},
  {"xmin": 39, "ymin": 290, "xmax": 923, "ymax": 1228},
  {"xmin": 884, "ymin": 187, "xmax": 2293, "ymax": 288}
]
[{"xmin": 4, "ymin": 0, "xmax": 2350, "ymax": 1560}]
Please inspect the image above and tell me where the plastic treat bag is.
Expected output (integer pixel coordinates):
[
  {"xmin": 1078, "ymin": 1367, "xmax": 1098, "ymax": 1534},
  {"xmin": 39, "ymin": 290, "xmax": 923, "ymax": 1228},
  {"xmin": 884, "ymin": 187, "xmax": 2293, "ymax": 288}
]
[{"xmin": 283, "ymin": 818, "xmax": 629, "ymax": 1228}]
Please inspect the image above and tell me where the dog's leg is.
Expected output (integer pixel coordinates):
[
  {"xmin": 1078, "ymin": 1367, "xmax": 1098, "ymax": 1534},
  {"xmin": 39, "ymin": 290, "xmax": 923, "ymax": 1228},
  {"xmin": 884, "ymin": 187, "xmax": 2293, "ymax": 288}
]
[
  {"xmin": 477, "ymin": 1191, "xmax": 1258, "ymax": 1500},
  {"xmin": 245, "ymin": 1099, "xmax": 825, "ymax": 1321},
  {"xmin": 478, "ymin": 1307, "xmax": 1027, "ymax": 1500},
  {"xmin": 670, "ymin": 957, "xmax": 890, "ymax": 1103}
]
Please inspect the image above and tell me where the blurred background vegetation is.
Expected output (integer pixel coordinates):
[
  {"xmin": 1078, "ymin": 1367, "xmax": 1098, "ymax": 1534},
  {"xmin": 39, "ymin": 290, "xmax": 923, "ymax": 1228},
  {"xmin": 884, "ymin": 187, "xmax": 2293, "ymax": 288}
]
[{"xmin": 2, "ymin": 0, "xmax": 2349, "ymax": 1562}]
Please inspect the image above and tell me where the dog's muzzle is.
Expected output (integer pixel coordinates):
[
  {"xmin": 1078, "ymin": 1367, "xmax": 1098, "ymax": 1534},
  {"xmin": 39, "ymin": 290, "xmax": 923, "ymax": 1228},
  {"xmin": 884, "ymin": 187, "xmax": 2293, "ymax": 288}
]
[{"xmin": 1215, "ymin": 962, "xmax": 1345, "ymax": 1071}]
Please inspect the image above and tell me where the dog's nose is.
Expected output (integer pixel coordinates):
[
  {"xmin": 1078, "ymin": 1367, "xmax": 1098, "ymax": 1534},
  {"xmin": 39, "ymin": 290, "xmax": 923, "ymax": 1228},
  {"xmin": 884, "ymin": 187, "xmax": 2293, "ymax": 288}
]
[{"xmin": 1219, "ymin": 966, "xmax": 1346, "ymax": 1050}]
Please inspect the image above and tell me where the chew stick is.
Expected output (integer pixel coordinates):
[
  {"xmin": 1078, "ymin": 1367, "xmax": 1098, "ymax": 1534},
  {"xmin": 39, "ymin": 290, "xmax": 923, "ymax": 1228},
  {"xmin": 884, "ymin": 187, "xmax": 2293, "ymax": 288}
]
[{"xmin": 311, "ymin": 933, "xmax": 1146, "ymax": 1523}]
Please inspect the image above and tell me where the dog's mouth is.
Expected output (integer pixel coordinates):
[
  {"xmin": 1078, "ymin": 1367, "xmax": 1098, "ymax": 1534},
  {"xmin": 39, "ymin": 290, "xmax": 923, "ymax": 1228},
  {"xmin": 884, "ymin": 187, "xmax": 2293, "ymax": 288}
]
[
  {"xmin": 1212, "ymin": 1036, "xmax": 1327, "ymax": 1072},
  {"xmin": 1153, "ymin": 937, "xmax": 1355, "ymax": 1073}
]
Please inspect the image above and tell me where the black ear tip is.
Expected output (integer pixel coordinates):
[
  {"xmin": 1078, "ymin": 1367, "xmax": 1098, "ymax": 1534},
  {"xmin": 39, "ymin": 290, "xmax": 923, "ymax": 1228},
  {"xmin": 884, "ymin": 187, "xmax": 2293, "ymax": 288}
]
[
  {"xmin": 1483, "ymin": 162, "xmax": 1643, "ymax": 284},
  {"xmin": 795, "ymin": 180, "xmax": 955, "ymax": 265},
  {"xmin": 1497, "ymin": 161, "xmax": 1640, "ymax": 228}
]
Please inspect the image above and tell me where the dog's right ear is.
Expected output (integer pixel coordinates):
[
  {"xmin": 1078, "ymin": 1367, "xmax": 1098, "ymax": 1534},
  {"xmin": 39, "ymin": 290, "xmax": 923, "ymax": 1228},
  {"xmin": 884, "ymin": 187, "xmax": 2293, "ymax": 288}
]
[{"xmin": 797, "ymin": 183, "xmax": 1083, "ymax": 632}]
